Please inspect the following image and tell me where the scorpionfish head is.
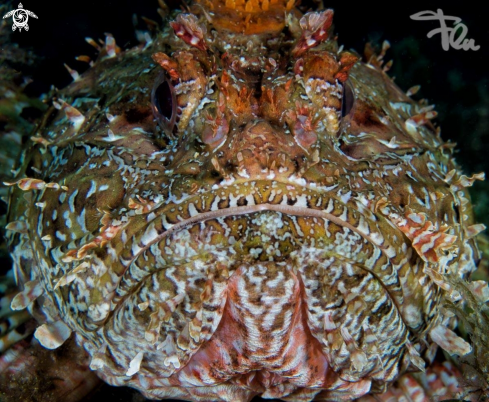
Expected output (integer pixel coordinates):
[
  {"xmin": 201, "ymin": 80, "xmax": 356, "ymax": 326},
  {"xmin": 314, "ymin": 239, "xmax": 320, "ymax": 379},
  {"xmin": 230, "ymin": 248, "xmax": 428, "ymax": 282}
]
[{"xmin": 5, "ymin": 0, "xmax": 483, "ymax": 400}]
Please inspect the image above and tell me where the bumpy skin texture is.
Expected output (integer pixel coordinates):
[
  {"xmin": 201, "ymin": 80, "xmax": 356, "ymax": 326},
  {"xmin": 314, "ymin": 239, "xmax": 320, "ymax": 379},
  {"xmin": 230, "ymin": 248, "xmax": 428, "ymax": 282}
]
[{"xmin": 4, "ymin": 0, "xmax": 484, "ymax": 400}]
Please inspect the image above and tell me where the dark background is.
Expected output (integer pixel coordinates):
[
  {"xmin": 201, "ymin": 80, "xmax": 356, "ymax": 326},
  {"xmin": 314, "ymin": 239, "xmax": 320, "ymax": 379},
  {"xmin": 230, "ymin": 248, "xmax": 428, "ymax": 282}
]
[{"xmin": 3, "ymin": 0, "xmax": 489, "ymax": 400}]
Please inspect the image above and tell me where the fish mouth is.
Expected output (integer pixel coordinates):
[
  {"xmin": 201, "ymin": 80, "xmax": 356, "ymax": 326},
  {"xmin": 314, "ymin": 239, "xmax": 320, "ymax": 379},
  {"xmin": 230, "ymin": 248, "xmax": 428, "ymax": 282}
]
[
  {"xmin": 93, "ymin": 179, "xmax": 415, "ymax": 398},
  {"xmin": 110, "ymin": 176, "xmax": 408, "ymax": 325},
  {"xmin": 119, "ymin": 179, "xmax": 390, "ymax": 270},
  {"xmin": 112, "ymin": 178, "xmax": 399, "ymax": 311}
]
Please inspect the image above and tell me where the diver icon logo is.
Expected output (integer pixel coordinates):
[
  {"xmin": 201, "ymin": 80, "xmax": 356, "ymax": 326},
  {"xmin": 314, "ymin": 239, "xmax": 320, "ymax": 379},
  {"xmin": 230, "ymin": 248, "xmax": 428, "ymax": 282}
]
[{"xmin": 2, "ymin": 3, "xmax": 38, "ymax": 32}]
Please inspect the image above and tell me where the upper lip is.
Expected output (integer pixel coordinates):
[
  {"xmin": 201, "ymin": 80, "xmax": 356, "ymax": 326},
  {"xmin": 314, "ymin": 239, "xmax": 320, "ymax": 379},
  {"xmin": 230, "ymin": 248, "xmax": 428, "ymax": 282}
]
[{"xmin": 118, "ymin": 179, "xmax": 392, "ymax": 270}]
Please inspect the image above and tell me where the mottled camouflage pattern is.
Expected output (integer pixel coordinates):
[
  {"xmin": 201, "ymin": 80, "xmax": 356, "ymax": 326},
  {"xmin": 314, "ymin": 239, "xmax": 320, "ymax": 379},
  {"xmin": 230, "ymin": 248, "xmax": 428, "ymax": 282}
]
[{"xmin": 4, "ymin": 0, "xmax": 485, "ymax": 400}]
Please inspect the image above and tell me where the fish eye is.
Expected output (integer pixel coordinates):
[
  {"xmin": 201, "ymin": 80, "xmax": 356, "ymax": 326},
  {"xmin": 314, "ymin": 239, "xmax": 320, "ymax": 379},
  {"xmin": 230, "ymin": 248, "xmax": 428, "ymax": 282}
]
[
  {"xmin": 341, "ymin": 81, "xmax": 354, "ymax": 118},
  {"xmin": 151, "ymin": 73, "xmax": 177, "ymax": 133}
]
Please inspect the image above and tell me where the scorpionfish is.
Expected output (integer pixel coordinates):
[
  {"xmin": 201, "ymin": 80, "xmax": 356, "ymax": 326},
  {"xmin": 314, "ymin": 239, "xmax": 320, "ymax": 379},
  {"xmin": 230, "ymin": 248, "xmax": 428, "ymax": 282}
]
[{"xmin": 2, "ymin": 0, "xmax": 487, "ymax": 400}]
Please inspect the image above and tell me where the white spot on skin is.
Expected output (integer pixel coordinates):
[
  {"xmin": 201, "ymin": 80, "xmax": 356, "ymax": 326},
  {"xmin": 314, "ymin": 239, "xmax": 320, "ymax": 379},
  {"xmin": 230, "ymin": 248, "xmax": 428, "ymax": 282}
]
[
  {"xmin": 295, "ymin": 194, "xmax": 308, "ymax": 208},
  {"xmin": 55, "ymin": 231, "xmax": 66, "ymax": 241},
  {"xmin": 87, "ymin": 302, "xmax": 110, "ymax": 321},
  {"xmin": 63, "ymin": 211, "xmax": 72, "ymax": 229},
  {"xmin": 325, "ymin": 198, "xmax": 334, "ymax": 213},
  {"xmin": 245, "ymin": 194, "xmax": 255, "ymax": 206},
  {"xmin": 68, "ymin": 189, "xmax": 78, "ymax": 213},
  {"xmin": 90, "ymin": 344, "xmax": 108, "ymax": 370},
  {"xmin": 76, "ymin": 207, "xmax": 87, "ymax": 233},
  {"xmin": 340, "ymin": 191, "xmax": 351, "ymax": 204},
  {"xmin": 338, "ymin": 207, "xmax": 348, "ymax": 222},
  {"xmin": 356, "ymin": 216, "xmax": 370, "ymax": 235},
  {"xmin": 210, "ymin": 196, "xmax": 221, "ymax": 211},
  {"xmin": 140, "ymin": 223, "xmax": 158, "ymax": 247},
  {"xmin": 161, "ymin": 215, "xmax": 173, "ymax": 230},
  {"xmin": 290, "ymin": 216, "xmax": 304, "ymax": 236},
  {"xmin": 86, "ymin": 181, "xmax": 97, "ymax": 198},
  {"xmin": 403, "ymin": 304, "xmax": 422, "ymax": 327},
  {"xmin": 249, "ymin": 248, "xmax": 262, "ymax": 259},
  {"xmin": 228, "ymin": 193, "xmax": 241, "ymax": 208},
  {"xmin": 131, "ymin": 239, "xmax": 143, "ymax": 256},
  {"xmin": 126, "ymin": 352, "xmax": 144, "ymax": 376},
  {"xmin": 306, "ymin": 38, "xmax": 316, "ymax": 46},
  {"xmin": 188, "ymin": 203, "xmax": 198, "ymax": 217}
]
